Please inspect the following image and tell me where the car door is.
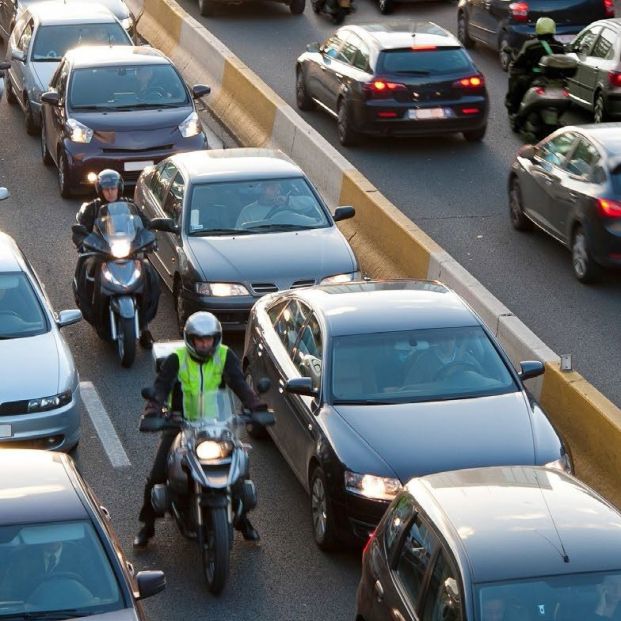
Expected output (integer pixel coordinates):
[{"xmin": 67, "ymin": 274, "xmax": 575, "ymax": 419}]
[
  {"xmin": 44, "ymin": 59, "xmax": 69, "ymax": 167},
  {"xmin": 566, "ymin": 26, "xmax": 601, "ymax": 104},
  {"xmin": 8, "ymin": 17, "xmax": 33, "ymax": 103},
  {"xmin": 337, "ymin": 31, "xmax": 372, "ymax": 107},
  {"xmin": 315, "ymin": 33, "xmax": 348, "ymax": 111},
  {"xmin": 468, "ymin": 0, "xmax": 502, "ymax": 46},
  {"xmin": 581, "ymin": 27, "xmax": 618, "ymax": 110},
  {"xmin": 0, "ymin": 0, "xmax": 16, "ymax": 39},
  {"xmin": 159, "ymin": 170, "xmax": 186, "ymax": 287}
]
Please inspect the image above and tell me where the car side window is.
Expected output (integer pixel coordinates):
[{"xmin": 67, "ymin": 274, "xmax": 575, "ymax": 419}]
[
  {"xmin": 537, "ymin": 133, "xmax": 577, "ymax": 167},
  {"xmin": 322, "ymin": 35, "xmax": 345, "ymax": 62},
  {"xmin": 573, "ymin": 26, "xmax": 601, "ymax": 55},
  {"xmin": 339, "ymin": 31, "xmax": 361, "ymax": 66},
  {"xmin": 273, "ymin": 300, "xmax": 309, "ymax": 357},
  {"xmin": 267, "ymin": 300, "xmax": 288, "ymax": 325},
  {"xmin": 17, "ymin": 19, "xmax": 33, "ymax": 53},
  {"xmin": 163, "ymin": 172, "xmax": 185, "ymax": 223},
  {"xmin": 293, "ymin": 312, "xmax": 323, "ymax": 388},
  {"xmin": 353, "ymin": 41, "xmax": 370, "ymax": 72},
  {"xmin": 383, "ymin": 494, "xmax": 416, "ymax": 556},
  {"xmin": 150, "ymin": 161, "xmax": 178, "ymax": 207},
  {"xmin": 395, "ymin": 514, "xmax": 438, "ymax": 607},
  {"xmin": 591, "ymin": 28, "xmax": 616, "ymax": 60},
  {"xmin": 422, "ymin": 550, "xmax": 463, "ymax": 621},
  {"xmin": 563, "ymin": 139, "xmax": 600, "ymax": 180}
]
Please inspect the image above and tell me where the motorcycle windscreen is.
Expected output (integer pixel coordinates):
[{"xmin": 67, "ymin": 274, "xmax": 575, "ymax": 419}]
[{"xmin": 96, "ymin": 201, "xmax": 143, "ymax": 259}]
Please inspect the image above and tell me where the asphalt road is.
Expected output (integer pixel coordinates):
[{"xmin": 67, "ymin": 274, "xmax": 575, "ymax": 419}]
[
  {"xmin": 177, "ymin": 0, "xmax": 621, "ymax": 409},
  {"xmin": 0, "ymin": 103, "xmax": 360, "ymax": 619}
]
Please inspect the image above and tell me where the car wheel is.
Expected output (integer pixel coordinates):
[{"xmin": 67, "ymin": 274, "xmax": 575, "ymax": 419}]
[
  {"xmin": 378, "ymin": 0, "xmax": 393, "ymax": 15},
  {"xmin": 245, "ymin": 369, "xmax": 269, "ymax": 440},
  {"xmin": 4, "ymin": 74, "xmax": 16, "ymax": 105},
  {"xmin": 296, "ymin": 68, "xmax": 314, "ymax": 111},
  {"xmin": 310, "ymin": 465, "xmax": 339, "ymax": 551},
  {"xmin": 24, "ymin": 98, "xmax": 38, "ymax": 136},
  {"xmin": 337, "ymin": 99, "xmax": 359, "ymax": 147},
  {"xmin": 593, "ymin": 92, "xmax": 608, "ymax": 124},
  {"xmin": 289, "ymin": 0, "xmax": 305, "ymax": 15},
  {"xmin": 572, "ymin": 226, "xmax": 600, "ymax": 283},
  {"xmin": 457, "ymin": 11, "xmax": 474, "ymax": 49},
  {"xmin": 198, "ymin": 0, "xmax": 214, "ymax": 16},
  {"xmin": 509, "ymin": 177, "xmax": 533, "ymax": 231},
  {"xmin": 57, "ymin": 150, "xmax": 72, "ymax": 198},
  {"xmin": 173, "ymin": 278, "xmax": 184, "ymax": 336},
  {"xmin": 462, "ymin": 125, "xmax": 486, "ymax": 142},
  {"xmin": 499, "ymin": 33, "xmax": 512, "ymax": 72},
  {"xmin": 40, "ymin": 120, "xmax": 53, "ymax": 166}
]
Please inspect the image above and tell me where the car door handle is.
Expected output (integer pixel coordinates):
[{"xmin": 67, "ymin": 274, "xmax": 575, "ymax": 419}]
[
  {"xmin": 320, "ymin": 64, "xmax": 327, "ymax": 71},
  {"xmin": 335, "ymin": 72, "xmax": 343, "ymax": 79},
  {"xmin": 374, "ymin": 579, "xmax": 384, "ymax": 603},
  {"xmin": 568, "ymin": 191, "xmax": 577, "ymax": 199}
]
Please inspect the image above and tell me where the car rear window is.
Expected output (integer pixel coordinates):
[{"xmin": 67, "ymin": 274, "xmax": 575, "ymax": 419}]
[
  {"xmin": 0, "ymin": 272, "xmax": 48, "ymax": 338},
  {"xmin": 377, "ymin": 48, "xmax": 473, "ymax": 76}
]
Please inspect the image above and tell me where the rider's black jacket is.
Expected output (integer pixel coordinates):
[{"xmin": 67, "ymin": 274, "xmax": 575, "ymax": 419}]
[
  {"xmin": 77, "ymin": 197, "xmax": 150, "ymax": 233},
  {"xmin": 510, "ymin": 35, "xmax": 565, "ymax": 75}
]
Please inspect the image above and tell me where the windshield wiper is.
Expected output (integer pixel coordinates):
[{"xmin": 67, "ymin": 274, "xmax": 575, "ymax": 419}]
[
  {"xmin": 32, "ymin": 57, "xmax": 62, "ymax": 62},
  {"xmin": 70, "ymin": 105, "xmax": 115, "ymax": 111},
  {"xmin": 120, "ymin": 102, "xmax": 183, "ymax": 110},
  {"xmin": 244, "ymin": 224, "xmax": 317, "ymax": 232},
  {"xmin": 0, "ymin": 610, "xmax": 95, "ymax": 620},
  {"xmin": 190, "ymin": 228, "xmax": 252, "ymax": 236}
]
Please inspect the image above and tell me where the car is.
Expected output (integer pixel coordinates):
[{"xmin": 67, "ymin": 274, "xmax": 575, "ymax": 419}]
[
  {"xmin": 357, "ymin": 465, "xmax": 621, "ymax": 621},
  {"xmin": 0, "ymin": 449, "xmax": 165, "ymax": 619},
  {"xmin": 0, "ymin": 59, "xmax": 8, "ymax": 100},
  {"xmin": 509, "ymin": 124, "xmax": 621, "ymax": 283},
  {"xmin": 196, "ymin": 0, "xmax": 304, "ymax": 18},
  {"xmin": 296, "ymin": 22, "xmax": 488, "ymax": 147},
  {"xmin": 457, "ymin": 0, "xmax": 613, "ymax": 71},
  {"xmin": 242, "ymin": 279, "xmax": 571, "ymax": 549},
  {"xmin": 3, "ymin": 1, "xmax": 132, "ymax": 135},
  {"xmin": 133, "ymin": 148, "xmax": 359, "ymax": 332},
  {"xmin": 566, "ymin": 19, "xmax": 621, "ymax": 123},
  {"xmin": 0, "ymin": 232, "xmax": 82, "ymax": 451},
  {"xmin": 39, "ymin": 45, "xmax": 210, "ymax": 197}
]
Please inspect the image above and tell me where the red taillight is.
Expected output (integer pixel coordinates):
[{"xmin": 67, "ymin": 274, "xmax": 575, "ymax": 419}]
[
  {"xmin": 411, "ymin": 44, "xmax": 438, "ymax": 51},
  {"xmin": 461, "ymin": 107, "xmax": 481, "ymax": 115},
  {"xmin": 363, "ymin": 530, "xmax": 376, "ymax": 556},
  {"xmin": 604, "ymin": 0, "xmax": 615, "ymax": 17},
  {"xmin": 454, "ymin": 75, "xmax": 485, "ymax": 88},
  {"xmin": 377, "ymin": 111, "xmax": 399, "ymax": 118},
  {"xmin": 509, "ymin": 1, "xmax": 529, "ymax": 21},
  {"xmin": 598, "ymin": 198, "xmax": 621, "ymax": 217},
  {"xmin": 609, "ymin": 71, "xmax": 621, "ymax": 87},
  {"xmin": 365, "ymin": 79, "xmax": 407, "ymax": 99}
]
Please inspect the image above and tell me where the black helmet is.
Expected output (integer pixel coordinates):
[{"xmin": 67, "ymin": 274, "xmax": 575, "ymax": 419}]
[
  {"xmin": 184, "ymin": 312, "xmax": 222, "ymax": 362},
  {"xmin": 95, "ymin": 169, "xmax": 124, "ymax": 201}
]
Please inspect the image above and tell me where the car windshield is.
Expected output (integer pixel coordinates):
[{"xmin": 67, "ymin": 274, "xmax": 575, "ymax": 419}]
[
  {"xmin": 0, "ymin": 272, "xmax": 48, "ymax": 339},
  {"xmin": 0, "ymin": 520, "xmax": 124, "ymax": 619},
  {"xmin": 476, "ymin": 572, "xmax": 621, "ymax": 621},
  {"xmin": 69, "ymin": 63, "xmax": 188, "ymax": 110},
  {"xmin": 31, "ymin": 24, "xmax": 130, "ymax": 62},
  {"xmin": 330, "ymin": 326, "xmax": 517, "ymax": 405},
  {"xmin": 187, "ymin": 177, "xmax": 331, "ymax": 236},
  {"xmin": 378, "ymin": 48, "xmax": 472, "ymax": 75}
]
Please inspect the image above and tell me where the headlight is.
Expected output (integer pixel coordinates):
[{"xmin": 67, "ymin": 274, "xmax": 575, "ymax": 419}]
[
  {"xmin": 344, "ymin": 471, "xmax": 402, "ymax": 501},
  {"xmin": 196, "ymin": 440, "xmax": 232, "ymax": 461},
  {"xmin": 545, "ymin": 453, "xmax": 573, "ymax": 473},
  {"xmin": 28, "ymin": 390, "xmax": 72, "ymax": 413},
  {"xmin": 101, "ymin": 260, "xmax": 142, "ymax": 286},
  {"xmin": 320, "ymin": 272, "xmax": 359, "ymax": 285},
  {"xmin": 65, "ymin": 118, "xmax": 93, "ymax": 144},
  {"xmin": 179, "ymin": 111, "xmax": 201, "ymax": 138},
  {"xmin": 195, "ymin": 282, "xmax": 249, "ymax": 297},
  {"xmin": 109, "ymin": 239, "xmax": 132, "ymax": 259},
  {"xmin": 120, "ymin": 17, "xmax": 133, "ymax": 31}
]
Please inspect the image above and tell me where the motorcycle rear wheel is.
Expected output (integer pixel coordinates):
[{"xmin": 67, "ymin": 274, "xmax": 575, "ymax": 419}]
[
  {"xmin": 201, "ymin": 506, "xmax": 230, "ymax": 594},
  {"xmin": 116, "ymin": 315, "xmax": 136, "ymax": 368}
]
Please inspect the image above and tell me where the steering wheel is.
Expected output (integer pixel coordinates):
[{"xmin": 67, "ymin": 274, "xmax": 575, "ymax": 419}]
[
  {"xmin": 433, "ymin": 362, "xmax": 483, "ymax": 381},
  {"xmin": 46, "ymin": 50, "xmax": 58, "ymax": 59}
]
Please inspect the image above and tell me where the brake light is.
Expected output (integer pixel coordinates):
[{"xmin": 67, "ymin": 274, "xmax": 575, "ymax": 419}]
[
  {"xmin": 365, "ymin": 79, "xmax": 407, "ymax": 99},
  {"xmin": 363, "ymin": 530, "xmax": 376, "ymax": 556},
  {"xmin": 411, "ymin": 44, "xmax": 437, "ymax": 51},
  {"xmin": 461, "ymin": 107, "xmax": 481, "ymax": 114},
  {"xmin": 454, "ymin": 75, "xmax": 485, "ymax": 88},
  {"xmin": 509, "ymin": 1, "xmax": 528, "ymax": 22},
  {"xmin": 377, "ymin": 111, "xmax": 399, "ymax": 118},
  {"xmin": 604, "ymin": 0, "xmax": 615, "ymax": 17},
  {"xmin": 598, "ymin": 198, "xmax": 621, "ymax": 217},
  {"xmin": 609, "ymin": 71, "xmax": 621, "ymax": 87}
]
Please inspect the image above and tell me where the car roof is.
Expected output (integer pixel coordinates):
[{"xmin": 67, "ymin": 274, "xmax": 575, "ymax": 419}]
[
  {"xmin": 27, "ymin": 1, "xmax": 116, "ymax": 24},
  {"xmin": 0, "ymin": 450, "xmax": 88, "ymax": 525},
  {"xmin": 290, "ymin": 280, "xmax": 479, "ymax": 336},
  {"xmin": 562, "ymin": 123, "xmax": 621, "ymax": 158},
  {"xmin": 170, "ymin": 149, "xmax": 303, "ymax": 183},
  {"xmin": 65, "ymin": 45, "xmax": 167, "ymax": 68},
  {"xmin": 0, "ymin": 232, "xmax": 26, "ymax": 272},
  {"xmin": 347, "ymin": 22, "xmax": 461, "ymax": 51},
  {"xmin": 410, "ymin": 466, "xmax": 621, "ymax": 583},
  {"xmin": 591, "ymin": 17, "xmax": 621, "ymax": 29}
]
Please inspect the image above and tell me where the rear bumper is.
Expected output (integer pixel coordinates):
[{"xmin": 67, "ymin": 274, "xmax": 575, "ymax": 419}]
[{"xmin": 591, "ymin": 220, "xmax": 621, "ymax": 267}]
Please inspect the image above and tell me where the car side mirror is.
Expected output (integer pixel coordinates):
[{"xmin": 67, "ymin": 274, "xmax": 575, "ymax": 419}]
[
  {"xmin": 333, "ymin": 205, "xmax": 355, "ymax": 222},
  {"xmin": 0, "ymin": 188, "xmax": 10, "ymax": 201},
  {"xmin": 136, "ymin": 570, "xmax": 166, "ymax": 600},
  {"xmin": 10, "ymin": 49, "xmax": 24, "ymax": 63},
  {"xmin": 285, "ymin": 377, "xmax": 317, "ymax": 398},
  {"xmin": 0, "ymin": 61, "xmax": 9, "ymax": 70},
  {"xmin": 41, "ymin": 91, "xmax": 60, "ymax": 106},
  {"xmin": 306, "ymin": 42, "xmax": 320, "ymax": 53},
  {"xmin": 192, "ymin": 84, "xmax": 211, "ymax": 98},
  {"xmin": 518, "ymin": 144, "xmax": 537, "ymax": 160},
  {"xmin": 57, "ymin": 309, "xmax": 82, "ymax": 328},
  {"xmin": 150, "ymin": 217, "xmax": 179, "ymax": 234},
  {"xmin": 518, "ymin": 360, "xmax": 545, "ymax": 381},
  {"xmin": 256, "ymin": 377, "xmax": 271, "ymax": 394},
  {"xmin": 592, "ymin": 166, "xmax": 606, "ymax": 184}
]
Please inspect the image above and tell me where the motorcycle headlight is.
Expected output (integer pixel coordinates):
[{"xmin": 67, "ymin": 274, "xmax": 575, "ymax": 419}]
[
  {"xmin": 320, "ymin": 272, "xmax": 360, "ymax": 285},
  {"xmin": 196, "ymin": 440, "xmax": 232, "ymax": 461},
  {"xmin": 109, "ymin": 239, "xmax": 131, "ymax": 259},
  {"xmin": 101, "ymin": 260, "xmax": 142, "ymax": 287},
  {"xmin": 545, "ymin": 453, "xmax": 573, "ymax": 474},
  {"xmin": 179, "ymin": 111, "xmax": 202, "ymax": 138},
  {"xmin": 65, "ymin": 118, "xmax": 93, "ymax": 144},
  {"xmin": 28, "ymin": 390, "xmax": 72, "ymax": 413},
  {"xmin": 344, "ymin": 471, "xmax": 402, "ymax": 502},
  {"xmin": 195, "ymin": 282, "xmax": 250, "ymax": 297}
]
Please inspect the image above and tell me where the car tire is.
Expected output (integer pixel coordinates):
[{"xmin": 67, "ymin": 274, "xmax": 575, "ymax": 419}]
[
  {"xmin": 572, "ymin": 226, "xmax": 600, "ymax": 283},
  {"xmin": 378, "ymin": 0, "xmax": 393, "ymax": 15},
  {"xmin": 173, "ymin": 278, "xmax": 184, "ymax": 336},
  {"xmin": 337, "ymin": 99, "xmax": 359, "ymax": 147},
  {"xmin": 4, "ymin": 75, "xmax": 17, "ymax": 105},
  {"xmin": 245, "ymin": 369, "xmax": 269, "ymax": 440},
  {"xmin": 57, "ymin": 150, "xmax": 72, "ymax": 198},
  {"xmin": 509, "ymin": 177, "xmax": 533, "ymax": 231},
  {"xmin": 593, "ymin": 92, "xmax": 608, "ymax": 124},
  {"xmin": 499, "ymin": 33, "xmax": 512, "ymax": 72},
  {"xmin": 40, "ymin": 120, "xmax": 53, "ymax": 166},
  {"xmin": 310, "ymin": 465, "xmax": 339, "ymax": 551},
  {"xmin": 296, "ymin": 68, "xmax": 314, "ymax": 111},
  {"xmin": 463, "ymin": 125, "xmax": 486, "ymax": 142},
  {"xmin": 24, "ymin": 98, "xmax": 38, "ymax": 136},
  {"xmin": 198, "ymin": 0, "xmax": 214, "ymax": 16},
  {"xmin": 457, "ymin": 11, "xmax": 474, "ymax": 49},
  {"xmin": 289, "ymin": 0, "xmax": 305, "ymax": 15}
]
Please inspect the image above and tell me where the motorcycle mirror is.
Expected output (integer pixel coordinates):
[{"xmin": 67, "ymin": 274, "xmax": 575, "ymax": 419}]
[
  {"xmin": 141, "ymin": 386, "xmax": 156, "ymax": 400},
  {"xmin": 256, "ymin": 377, "xmax": 271, "ymax": 394},
  {"xmin": 136, "ymin": 570, "xmax": 166, "ymax": 600},
  {"xmin": 251, "ymin": 409, "xmax": 275, "ymax": 427},
  {"xmin": 0, "ymin": 188, "xmax": 10, "ymax": 201}
]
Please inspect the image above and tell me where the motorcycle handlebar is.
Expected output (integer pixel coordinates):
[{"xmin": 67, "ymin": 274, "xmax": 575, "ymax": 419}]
[{"xmin": 138, "ymin": 408, "xmax": 275, "ymax": 433}]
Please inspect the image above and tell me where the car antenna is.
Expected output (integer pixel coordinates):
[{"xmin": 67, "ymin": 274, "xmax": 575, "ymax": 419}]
[{"xmin": 535, "ymin": 470, "xmax": 570, "ymax": 563}]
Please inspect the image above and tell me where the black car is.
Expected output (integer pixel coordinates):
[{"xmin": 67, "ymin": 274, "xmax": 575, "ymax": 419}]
[
  {"xmin": 39, "ymin": 45, "xmax": 210, "ymax": 197},
  {"xmin": 457, "ymin": 0, "xmax": 613, "ymax": 70},
  {"xmin": 0, "ymin": 449, "xmax": 165, "ymax": 619},
  {"xmin": 295, "ymin": 22, "xmax": 488, "ymax": 146},
  {"xmin": 509, "ymin": 124, "xmax": 621, "ymax": 282},
  {"xmin": 243, "ymin": 280, "xmax": 570, "ymax": 550},
  {"xmin": 357, "ymin": 465, "xmax": 621, "ymax": 621}
]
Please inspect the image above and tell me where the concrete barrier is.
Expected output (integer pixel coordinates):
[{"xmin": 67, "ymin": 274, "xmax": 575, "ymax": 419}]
[{"xmin": 128, "ymin": 0, "xmax": 621, "ymax": 506}]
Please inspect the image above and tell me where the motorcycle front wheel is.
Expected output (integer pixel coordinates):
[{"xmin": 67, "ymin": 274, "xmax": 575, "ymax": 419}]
[
  {"xmin": 116, "ymin": 315, "xmax": 136, "ymax": 368},
  {"xmin": 200, "ymin": 506, "xmax": 230, "ymax": 594}
]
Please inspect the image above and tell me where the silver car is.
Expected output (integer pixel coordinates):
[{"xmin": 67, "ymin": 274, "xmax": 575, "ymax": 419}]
[
  {"xmin": 4, "ymin": 1, "xmax": 132, "ymax": 135},
  {"xmin": 0, "ymin": 232, "xmax": 82, "ymax": 451},
  {"xmin": 134, "ymin": 149, "xmax": 360, "ymax": 332}
]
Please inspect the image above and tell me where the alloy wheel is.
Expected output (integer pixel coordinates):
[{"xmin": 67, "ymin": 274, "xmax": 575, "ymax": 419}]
[
  {"xmin": 572, "ymin": 231, "xmax": 588, "ymax": 280},
  {"xmin": 594, "ymin": 94, "xmax": 606, "ymax": 124},
  {"xmin": 311, "ymin": 476, "xmax": 327, "ymax": 541}
]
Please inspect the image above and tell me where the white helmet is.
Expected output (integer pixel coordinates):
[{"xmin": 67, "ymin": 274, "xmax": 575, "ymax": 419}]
[{"xmin": 183, "ymin": 312, "xmax": 222, "ymax": 362}]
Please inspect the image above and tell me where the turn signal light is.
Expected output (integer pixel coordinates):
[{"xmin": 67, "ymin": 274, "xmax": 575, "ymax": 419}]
[
  {"xmin": 509, "ymin": 1, "xmax": 529, "ymax": 21},
  {"xmin": 604, "ymin": 0, "xmax": 615, "ymax": 17},
  {"xmin": 609, "ymin": 71, "xmax": 621, "ymax": 87},
  {"xmin": 454, "ymin": 75, "xmax": 485, "ymax": 88},
  {"xmin": 598, "ymin": 198, "xmax": 621, "ymax": 217}
]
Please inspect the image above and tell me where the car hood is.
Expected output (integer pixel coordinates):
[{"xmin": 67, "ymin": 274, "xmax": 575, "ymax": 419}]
[
  {"xmin": 73, "ymin": 609, "xmax": 137, "ymax": 621},
  {"xmin": 0, "ymin": 332, "xmax": 60, "ymax": 400},
  {"xmin": 87, "ymin": 0, "xmax": 130, "ymax": 19},
  {"xmin": 186, "ymin": 227, "xmax": 355, "ymax": 286},
  {"xmin": 31, "ymin": 61, "xmax": 60, "ymax": 93},
  {"xmin": 333, "ymin": 392, "xmax": 536, "ymax": 482},
  {"xmin": 72, "ymin": 106, "xmax": 192, "ymax": 133}
]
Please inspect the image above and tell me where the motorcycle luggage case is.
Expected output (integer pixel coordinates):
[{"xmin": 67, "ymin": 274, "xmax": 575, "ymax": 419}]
[
  {"xmin": 539, "ymin": 54, "xmax": 577, "ymax": 79},
  {"xmin": 152, "ymin": 340, "xmax": 185, "ymax": 372}
]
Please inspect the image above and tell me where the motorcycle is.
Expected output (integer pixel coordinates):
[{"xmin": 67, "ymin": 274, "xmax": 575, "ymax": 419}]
[
  {"xmin": 311, "ymin": 0, "xmax": 352, "ymax": 24},
  {"xmin": 71, "ymin": 200, "xmax": 160, "ymax": 368},
  {"xmin": 139, "ymin": 340, "xmax": 274, "ymax": 595},
  {"xmin": 509, "ymin": 53, "xmax": 577, "ymax": 140}
]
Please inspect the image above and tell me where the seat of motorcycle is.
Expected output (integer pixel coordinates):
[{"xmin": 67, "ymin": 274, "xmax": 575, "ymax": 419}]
[
  {"xmin": 538, "ymin": 54, "xmax": 577, "ymax": 79},
  {"xmin": 153, "ymin": 340, "xmax": 185, "ymax": 372}
]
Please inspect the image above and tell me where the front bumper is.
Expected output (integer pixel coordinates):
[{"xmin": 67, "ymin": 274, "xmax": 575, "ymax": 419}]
[
  {"xmin": 332, "ymin": 490, "xmax": 390, "ymax": 544},
  {"xmin": 179, "ymin": 286, "xmax": 256, "ymax": 332}
]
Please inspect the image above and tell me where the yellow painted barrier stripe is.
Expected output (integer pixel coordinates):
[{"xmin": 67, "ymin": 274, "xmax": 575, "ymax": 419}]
[{"xmin": 142, "ymin": 0, "xmax": 182, "ymax": 53}]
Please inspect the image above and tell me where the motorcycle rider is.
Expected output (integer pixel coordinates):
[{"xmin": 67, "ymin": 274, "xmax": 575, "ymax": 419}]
[
  {"xmin": 72, "ymin": 169, "xmax": 158, "ymax": 349},
  {"xmin": 134, "ymin": 311, "xmax": 267, "ymax": 548},
  {"xmin": 505, "ymin": 17, "xmax": 565, "ymax": 120}
]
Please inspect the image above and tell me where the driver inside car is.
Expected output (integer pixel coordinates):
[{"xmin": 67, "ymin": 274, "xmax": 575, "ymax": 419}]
[{"xmin": 235, "ymin": 180, "xmax": 286, "ymax": 227}]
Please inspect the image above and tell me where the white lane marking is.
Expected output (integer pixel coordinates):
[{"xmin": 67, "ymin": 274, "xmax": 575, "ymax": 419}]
[{"xmin": 79, "ymin": 381, "xmax": 131, "ymax": 468}]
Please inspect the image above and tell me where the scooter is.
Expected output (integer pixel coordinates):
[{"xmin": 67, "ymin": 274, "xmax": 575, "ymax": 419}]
[
  {"xmin": 140, "ymin": 341, "xmax": 274, "ymax": 595},
  {"xmin": 311, "ymin": 0, "xmax": 353, "ymax": 24}
]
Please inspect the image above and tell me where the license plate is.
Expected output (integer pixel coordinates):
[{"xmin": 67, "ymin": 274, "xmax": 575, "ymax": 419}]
[
  {"xmin": 124, "ymin": 160, "xmax": 154, "ymax": 172},
  {"xmin": 556, "ymin": 34, "xmax": 575, "ymax": 44},
  {"xmin": 0, "ymin": 425, "xmax": 12, "ymax": 438},
  {"xmin": 409, "ymin": 108, "xmax": 445, "ymax": 120}
]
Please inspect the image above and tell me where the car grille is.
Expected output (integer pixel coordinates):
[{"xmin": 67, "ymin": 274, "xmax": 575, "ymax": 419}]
[
  {"xmin": 291, "ymin": 279, "xmax": 315, "ymax": 288},
  {"xmin": 102, "ymin": 145, "xmax": 174, "ymax": 154},
  {"xmin": 251, "ymin": 283, "xmax": 278, "ymax": 294}
]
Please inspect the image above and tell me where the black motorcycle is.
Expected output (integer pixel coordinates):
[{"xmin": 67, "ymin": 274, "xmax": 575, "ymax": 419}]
[
  {"xmin": 311, "ymin": 0, "xmax": 352, "ymax": 24},
  {"xmin": 140, "ymin": 341, "xmax": 274, "ymax": 595},
  {"xmin": 72, "ymin": 201, "xmax": 160, "ymax": 368}
]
